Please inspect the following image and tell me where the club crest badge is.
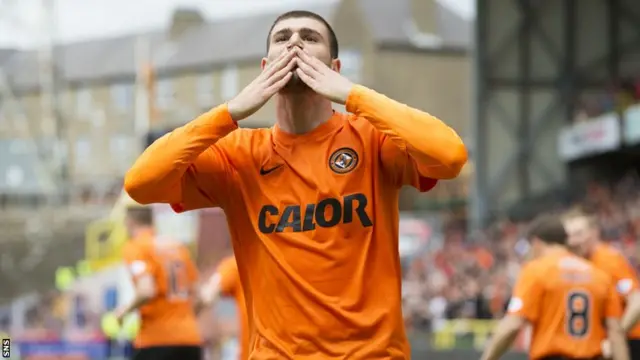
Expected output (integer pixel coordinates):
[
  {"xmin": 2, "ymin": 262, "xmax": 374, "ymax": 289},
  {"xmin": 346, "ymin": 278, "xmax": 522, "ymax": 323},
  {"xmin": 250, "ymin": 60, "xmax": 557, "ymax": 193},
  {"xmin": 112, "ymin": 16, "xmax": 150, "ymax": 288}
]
[{"xmin": 329, "ymin": 147, "xmax": 359, "ymax": 174}]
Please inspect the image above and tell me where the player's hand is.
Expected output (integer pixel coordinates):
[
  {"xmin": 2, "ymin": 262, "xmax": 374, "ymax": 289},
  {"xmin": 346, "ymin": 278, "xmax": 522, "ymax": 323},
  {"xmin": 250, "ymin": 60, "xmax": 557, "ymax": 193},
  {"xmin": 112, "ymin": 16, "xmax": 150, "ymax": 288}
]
[
  {"xmin": 293, "ymin": 47, "xmax": 354, "ymax": 104},
  {"xmin": 227, "ymin": 49, "xmax": 297, "ymax": 121}
]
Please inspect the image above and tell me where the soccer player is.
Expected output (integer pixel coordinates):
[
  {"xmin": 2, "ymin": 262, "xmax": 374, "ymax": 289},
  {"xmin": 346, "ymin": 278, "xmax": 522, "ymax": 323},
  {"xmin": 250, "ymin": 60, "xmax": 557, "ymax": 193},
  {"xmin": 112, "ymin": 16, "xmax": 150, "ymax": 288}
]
[
  {"xmin": 124, "ymin": 9, "xmax": 467, "ymax": 359},
  {"xmin": 480, "ymin": 215, "xmax": 628, "ymax": 360},
  {"xmin": 113, "ymin": 206, "xmax": 202, "ymax": 360},
  {"xmin": 200, "ymin": 256, "xmax": 249, "ymax": 360},
  {"xmin": 564, "ymin": 209, "xmax": 640, "ymax": 360}
]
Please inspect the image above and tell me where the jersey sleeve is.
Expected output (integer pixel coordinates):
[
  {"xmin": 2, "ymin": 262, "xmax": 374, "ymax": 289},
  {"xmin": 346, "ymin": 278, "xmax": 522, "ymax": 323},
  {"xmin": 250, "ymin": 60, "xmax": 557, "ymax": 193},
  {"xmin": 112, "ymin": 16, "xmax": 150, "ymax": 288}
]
[
  {"xmin": 216, "ymin": 257, "xmax": 239, "ymax": 297},
  {"xmin": 604, "ymin": 277, "xmax": 624, "ymax": 319},
  {"xmin": 345, "ymin": 85, "xmax": 467, "ymax": 185},
  {"xmin": 379, "ymin": 136, "xmax": 439, "ymax": 191},
  {"xmin": 608, "ymin": 251, "xmax": 640, "ymax": 297},
  {"xmin": 507, "ymin": 263, "xmax": 543, "ymax": 322},
  {"xmin": 124, "ymin": 104, "xmax": 239, "ymax": 212},
  {"xmin": 122, "ymin": 243, "xmax": 157, "ymax": 283}
]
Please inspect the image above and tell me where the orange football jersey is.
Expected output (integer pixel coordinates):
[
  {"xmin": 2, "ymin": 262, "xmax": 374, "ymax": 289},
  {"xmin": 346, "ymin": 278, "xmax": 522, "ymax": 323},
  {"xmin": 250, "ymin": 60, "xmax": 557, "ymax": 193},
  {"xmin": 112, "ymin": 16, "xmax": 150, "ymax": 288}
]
[
  {"xmin": 508, "ymin": 250, "xmax": 622, "ymax": 360},
  {"xmin": 122, "ymin": 234, "xmax": 201, "ymax": 348},
  {"xmin": 125, "ymin": 85, "xmax": 466, "ymax": 358},
  {"xmin": 589, "ymin": 243, "xmax": 640, "ymax": 338}
]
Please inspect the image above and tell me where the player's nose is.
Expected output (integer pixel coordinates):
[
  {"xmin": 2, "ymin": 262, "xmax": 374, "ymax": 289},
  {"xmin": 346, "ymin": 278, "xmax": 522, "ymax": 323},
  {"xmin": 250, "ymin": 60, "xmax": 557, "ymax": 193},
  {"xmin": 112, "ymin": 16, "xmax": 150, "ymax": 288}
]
[{"xmin": 287, "ymin": 33, "xmax": 303, "ymax": 49}]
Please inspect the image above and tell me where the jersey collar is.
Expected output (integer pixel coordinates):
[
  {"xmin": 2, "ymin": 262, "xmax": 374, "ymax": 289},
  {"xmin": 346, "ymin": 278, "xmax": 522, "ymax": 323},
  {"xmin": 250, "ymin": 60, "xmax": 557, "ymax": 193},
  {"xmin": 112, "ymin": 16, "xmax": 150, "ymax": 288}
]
[{"xmin": 272, "ymin": 111, "xmax": 343, "ymax": 146}]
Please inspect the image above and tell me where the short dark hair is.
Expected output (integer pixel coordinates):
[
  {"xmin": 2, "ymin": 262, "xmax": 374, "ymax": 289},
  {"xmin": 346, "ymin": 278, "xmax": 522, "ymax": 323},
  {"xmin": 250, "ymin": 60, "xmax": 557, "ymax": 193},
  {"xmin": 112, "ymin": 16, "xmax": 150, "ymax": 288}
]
[
  {"xmin": 526, "ymin": 214, "xmax": 568, "ymax": 245},
  {"xmin": 126, "ymin": 206, "xmax": 154, "ymax": 226},
  {"xmin": 266, "ymin": 10, "xmax": 339, "ymax": 59}
]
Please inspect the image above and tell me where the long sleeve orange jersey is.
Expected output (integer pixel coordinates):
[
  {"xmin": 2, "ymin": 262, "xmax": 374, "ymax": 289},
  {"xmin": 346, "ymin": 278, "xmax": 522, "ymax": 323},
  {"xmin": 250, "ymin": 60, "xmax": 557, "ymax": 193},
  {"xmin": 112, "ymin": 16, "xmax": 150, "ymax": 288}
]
[
  {"xmin": 124, "ymin": 85, "xmax": 467, "ymax": 359},
  {"xmin": 122, "ymin": 234, "xmax": 201, "ymax": 348},
  {"xmin": 589, "ymin": 243, "xmax": 640, "ymax": 339}
]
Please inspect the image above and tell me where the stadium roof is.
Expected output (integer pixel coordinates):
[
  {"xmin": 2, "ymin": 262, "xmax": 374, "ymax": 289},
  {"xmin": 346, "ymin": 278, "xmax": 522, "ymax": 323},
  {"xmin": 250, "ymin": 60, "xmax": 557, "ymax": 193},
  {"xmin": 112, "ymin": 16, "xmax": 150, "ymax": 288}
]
[{"xmin": 0, "ymin": 0, "xmax": 471, "ymax": 90}]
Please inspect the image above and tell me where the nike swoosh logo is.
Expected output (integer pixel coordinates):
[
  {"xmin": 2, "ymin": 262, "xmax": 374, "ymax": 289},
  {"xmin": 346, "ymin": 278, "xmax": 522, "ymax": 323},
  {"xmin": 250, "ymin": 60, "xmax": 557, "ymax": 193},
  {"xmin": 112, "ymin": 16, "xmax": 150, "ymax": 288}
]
[{"xmin": 260, "ymin": 164, "xmax": 284, "ymax": 176}]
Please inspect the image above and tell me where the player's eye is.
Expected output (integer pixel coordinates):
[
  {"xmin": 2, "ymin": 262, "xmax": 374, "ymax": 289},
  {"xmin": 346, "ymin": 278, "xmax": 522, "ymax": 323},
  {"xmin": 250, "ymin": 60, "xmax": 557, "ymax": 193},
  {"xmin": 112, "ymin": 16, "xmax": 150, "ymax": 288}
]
[
  {"xmin": 275, "ymin": 36, "xmax": 288, "ymax": 43},
  {"xmin": 303, "ymin": 36, "xmax": 317, "ymax": 42}
]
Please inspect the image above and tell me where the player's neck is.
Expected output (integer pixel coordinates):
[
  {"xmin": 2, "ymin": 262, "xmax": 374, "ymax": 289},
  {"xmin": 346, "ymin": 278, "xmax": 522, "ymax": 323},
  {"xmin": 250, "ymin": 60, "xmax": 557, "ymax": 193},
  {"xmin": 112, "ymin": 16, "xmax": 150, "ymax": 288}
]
[
  {"xmin": 275, "ymin": 91, "xmax": 334, "ymax": 135},
  {"xmin": 541, "ymin": 245, "xmax": 568, "ymax": 257},
  {"xmin": 584, "ymin": 240, "xmax": 600, "ymax": 258}
]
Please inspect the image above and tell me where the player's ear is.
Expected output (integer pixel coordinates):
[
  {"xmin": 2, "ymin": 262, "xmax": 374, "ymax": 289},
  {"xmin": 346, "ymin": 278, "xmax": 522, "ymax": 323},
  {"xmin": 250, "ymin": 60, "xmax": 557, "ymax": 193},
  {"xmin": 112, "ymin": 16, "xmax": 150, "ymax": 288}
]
[
  {"xmin": 261, "ymin": 58, "xmax": 268, "ymax": 70},
  {"xmin": 331, "ymin": 58, "xmax": 341, "ymax": 72}
]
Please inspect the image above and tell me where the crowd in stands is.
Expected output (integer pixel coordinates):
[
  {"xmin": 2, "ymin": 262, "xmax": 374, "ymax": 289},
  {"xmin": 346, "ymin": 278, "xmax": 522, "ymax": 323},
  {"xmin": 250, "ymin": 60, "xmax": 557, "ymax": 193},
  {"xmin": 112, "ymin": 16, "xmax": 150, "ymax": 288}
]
[
  {"xmin": 573, "ymin": 78, "xmax": 640, "ymax": 123},
  {"xmin": 402, "ymin": 172, "xmax": 640, "ymax": 332}
]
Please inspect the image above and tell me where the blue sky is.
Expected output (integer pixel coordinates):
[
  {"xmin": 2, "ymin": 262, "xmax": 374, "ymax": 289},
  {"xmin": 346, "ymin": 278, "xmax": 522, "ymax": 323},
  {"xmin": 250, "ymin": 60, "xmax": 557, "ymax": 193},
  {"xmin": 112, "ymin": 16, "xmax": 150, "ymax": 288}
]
[{"xmin": 0, "ymin": 0, "xmax": 474, "ymax": 49}]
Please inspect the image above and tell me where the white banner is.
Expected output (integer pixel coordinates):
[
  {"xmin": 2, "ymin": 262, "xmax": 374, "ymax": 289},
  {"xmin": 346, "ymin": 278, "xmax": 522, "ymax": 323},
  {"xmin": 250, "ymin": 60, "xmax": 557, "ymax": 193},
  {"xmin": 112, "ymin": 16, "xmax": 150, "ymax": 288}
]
[
  {"xmin": 624, "ymin": 104, "xmax": 640, "ymax": 145},
  {"xmin": 557, "ymin": 113, "xmax": 621, "ymax": 161}
]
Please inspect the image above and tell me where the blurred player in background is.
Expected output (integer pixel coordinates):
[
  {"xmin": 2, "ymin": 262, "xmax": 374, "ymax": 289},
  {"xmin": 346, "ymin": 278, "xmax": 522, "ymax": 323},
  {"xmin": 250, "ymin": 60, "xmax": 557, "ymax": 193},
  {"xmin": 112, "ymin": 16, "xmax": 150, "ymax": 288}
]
[
  {"xmin": 112, "ymin": 206, "xmax": 202, "ymax": 360},
  {"xmin": 124, "ymin": 8, "xmax": 466, "ymax": 359},
  {"xmin": 481, "ymin": 215, "xmax": 628, "ymax": 360},
  {"xmin": 564, "ymin": 209, "xmax": 640, "ymax": 360},
  {"xmin": 200, "ymin": 255, "xmax": 249, "ymax": 360}
]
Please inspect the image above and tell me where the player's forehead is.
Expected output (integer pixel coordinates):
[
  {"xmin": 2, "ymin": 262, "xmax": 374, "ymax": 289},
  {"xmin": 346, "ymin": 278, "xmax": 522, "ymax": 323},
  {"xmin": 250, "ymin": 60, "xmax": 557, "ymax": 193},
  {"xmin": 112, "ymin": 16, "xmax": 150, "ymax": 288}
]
[
  {"xmin": 563, "ymin": 216, "xmax": 590, "ymax": 232},
  {"xmin": 270, "ymin": 16, "xmax": 329, "ymax": 40}
]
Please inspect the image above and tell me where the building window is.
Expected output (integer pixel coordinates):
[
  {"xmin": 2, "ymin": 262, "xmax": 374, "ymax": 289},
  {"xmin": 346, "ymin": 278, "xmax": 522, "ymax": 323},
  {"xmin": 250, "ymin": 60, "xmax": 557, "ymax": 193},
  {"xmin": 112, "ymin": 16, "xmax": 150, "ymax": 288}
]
[
  {"xmin": 76, "ymin": 88, "xmax": 92, "ymax": 116},
  {"xmin": 109, "ymin": 135, "xmax": 134, "ymax": 174},
  {"xmin": 221, "ymin": 65, "xmax": 238, "ymax": 101},
  {"xmin": 196, "ymin": 74, "xmax": 214, "ymax": 107},
  {"xmin": 155, "ymin": 78, "xmax": 173, "ymax": 109},
  {"xmin": 74, "ymin": 137, "xmax": 92, "ymax": 172},
  {"xmin": 111, "ymin": 83, "xmax": 134, "ymax": 112}
]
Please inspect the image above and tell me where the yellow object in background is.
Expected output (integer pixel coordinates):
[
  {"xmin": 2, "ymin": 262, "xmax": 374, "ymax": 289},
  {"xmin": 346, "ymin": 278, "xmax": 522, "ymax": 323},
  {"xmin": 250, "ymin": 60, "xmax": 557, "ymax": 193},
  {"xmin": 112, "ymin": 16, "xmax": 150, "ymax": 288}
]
[
  {"xmin": 55, "ymin": 267, "xmax": 75, "ymax": 290},
  {"xmin": 76, "ymin": 260, "xmax": 93, "ymax": 277},
  {"xmin": 122, "ymin": 314, "xmax": 140, "ymax": 340},
  {"xmin": 100, "ymin": 312, "xmax": 140, "ymax": 340},
  {"xmin": 101, "ymin": 313, "xmax": 121, "ymax": 338}
]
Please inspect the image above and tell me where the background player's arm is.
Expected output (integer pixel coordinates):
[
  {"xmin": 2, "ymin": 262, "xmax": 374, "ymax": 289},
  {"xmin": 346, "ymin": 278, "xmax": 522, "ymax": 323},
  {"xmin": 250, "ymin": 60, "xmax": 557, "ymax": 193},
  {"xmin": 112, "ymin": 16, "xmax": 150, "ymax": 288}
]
[
  {"xmin": 604, "ymin": 279, "xmax": 629, "ymax": 360},
  {"xmin": 200, "ymin": 257, "xmax": 237, "ymax": 307},
  {"xmin": 608, "ymin": 251, "xmax": 640, "ymax": 333},
  {"xmin": 124, "ymin": 105, "xmax": 238, "ymax": 211},
  {"xmin": 180, "ymin": 246, "xmax": 207, "ymax": 315},
  {"xmin": 622, "ymin": 291, "xmax": 640, "ymax": 333},
  {"xmin": 481, "ymin": 315, "xmax": 526, "ymax": 360},
  {"xmin": 345, "ymin": 85, "xmax": 467, "ymax": 180},
  {"xmin": 606, "ymin": 318, "xmax": 629, "ymax": 360},
  {"xmin": 200, "ymin": 273, "xmax": 224, "ymax": 307},
  {"xmin": 115, "ymin": 246, "xmax": 158, "ymax": 321},
  {"xmin": 481, "ymin": 264, "xmax": 542, "ymax": 360}
]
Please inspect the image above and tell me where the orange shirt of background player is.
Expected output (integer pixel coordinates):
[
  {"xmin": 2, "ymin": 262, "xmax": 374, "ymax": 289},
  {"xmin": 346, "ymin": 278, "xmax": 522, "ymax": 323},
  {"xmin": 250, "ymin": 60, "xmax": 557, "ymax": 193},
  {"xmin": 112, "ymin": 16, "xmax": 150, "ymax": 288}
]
[
  {"xmin": 125, "ymin": 85, "xmax": 466, "ymax": 359},
  {"xmin": 589, "ymin": 243, "xmax": 640, "ymax": 339},
  {"xmin": 217, "ymin": 256, "xmax": 249, "ymax": 360},
  {"xmin": 508, "ymin": 250, "xmax": 622, "ymax": 360},
  {"xmin": 122, "ymin": 236, "xmax": 201, "ymax": 348}
]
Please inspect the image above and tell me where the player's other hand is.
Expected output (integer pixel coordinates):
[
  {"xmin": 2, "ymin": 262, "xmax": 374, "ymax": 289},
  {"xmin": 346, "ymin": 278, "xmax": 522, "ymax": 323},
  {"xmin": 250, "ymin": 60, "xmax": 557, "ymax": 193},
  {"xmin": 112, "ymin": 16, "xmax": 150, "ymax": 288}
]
[
  {"xmin": 601, "ymin": 339, "xmax": 611, "ymax": 358},
  {"xmin": 293, "ymin": 47, "xmax": 354, "ymax": 105},
  {"xmin": 227, "ymin": 49, "xmax": 297, "ymax": 121}
]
